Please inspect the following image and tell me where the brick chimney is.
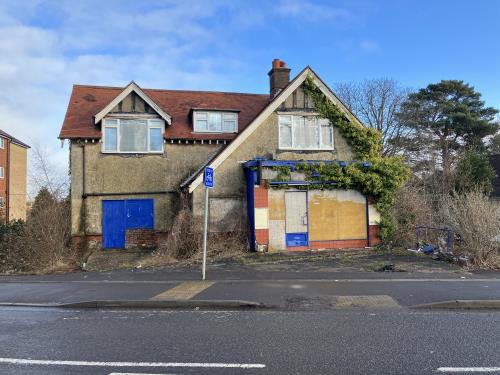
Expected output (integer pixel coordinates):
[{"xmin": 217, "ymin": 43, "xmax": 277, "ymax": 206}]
[{"xmin": 268, "ymin": 58, "xmax": 291, "ymax": 98}]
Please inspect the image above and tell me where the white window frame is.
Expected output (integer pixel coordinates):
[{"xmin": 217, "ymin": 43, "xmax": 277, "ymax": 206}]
[
  {"xmin": 101, "ymin": 118, "xmax": 165, "ymax": 154},
  {"xmin": 0, "ymin": 166, "xmax": 4, "ymax": 178},
  {"xmin": 0, "ymin": 196, "xmax": 4, "ymax": 207},
  {"xmin": 193, "ymin": 111, "xmax": 238, "ymax": 133},
  {"xmin": 0, "ymin": 138, "xmax": 4, "ymax": 149},
  {"xmin": 278, "ymin": 115, "xmax": 334, "ymax": 151}
]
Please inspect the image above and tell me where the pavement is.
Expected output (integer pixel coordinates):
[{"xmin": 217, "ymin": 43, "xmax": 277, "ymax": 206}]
[{"xmin": 0, "ymin": 254, "xmax": 499, "ymax": 310}]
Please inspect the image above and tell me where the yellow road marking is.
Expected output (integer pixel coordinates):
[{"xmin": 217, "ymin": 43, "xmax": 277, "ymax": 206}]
[
  {"xmin": 335, "ymin": 295, "xmax": 400, "ymax": 309},
  {"xmin": 151, "ymin": 281, "xmax": 214, "ymax": 301}
]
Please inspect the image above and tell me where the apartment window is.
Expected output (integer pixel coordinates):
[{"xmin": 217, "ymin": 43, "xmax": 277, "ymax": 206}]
[
  {"xmin": 0, "ymin": 196, "xmax": 4, "ymax": 207},
  {"xmin": 279, "ymin": 115, "xmax": 334, "ymax": 150},
  {"xmin": 0, "ymin": 166, "xmax": 4, "ymax": 178},
  {"xmin": 0, "ymin": 138, "xmax": 4, "ymax": 149},
  {"xmin": 102, "ymin": 118, "xmax": 164, "ymax": 153},
  {"xmin": 193, "ymin": 111, "xmax": 238, "ymax": 133}
]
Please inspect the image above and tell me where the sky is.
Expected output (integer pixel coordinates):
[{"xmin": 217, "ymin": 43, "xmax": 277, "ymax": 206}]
[{"xmin": 0, "ymin": 0, "xmax": 499, "ymax": 195}]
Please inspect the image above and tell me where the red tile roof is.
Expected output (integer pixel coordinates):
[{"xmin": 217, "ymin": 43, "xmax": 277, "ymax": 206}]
[{"xmin": 59, "ymin": 85, "xmax": 270, "ymax": 140}]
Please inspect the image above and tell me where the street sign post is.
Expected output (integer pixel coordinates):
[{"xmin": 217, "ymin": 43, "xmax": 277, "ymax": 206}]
[{"xmin": 202, "ymin": 167, "xmax": 214, "ymax": 280}]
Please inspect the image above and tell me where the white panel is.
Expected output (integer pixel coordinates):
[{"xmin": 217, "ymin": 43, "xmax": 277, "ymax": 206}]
[
  {"xmin": 269, "ymin": 220, "xmax": 286, "ymax": 251},
  {"xmin": 368, "ymin": 204, "xmax": 381, "ymax": 225},
  {"xmin": 285, "ymin": 191, "xmax": 307, "ymax": 233},
  {"xmin": 254, "ymin": 208, "xmax": 269, "ymax": 229}
]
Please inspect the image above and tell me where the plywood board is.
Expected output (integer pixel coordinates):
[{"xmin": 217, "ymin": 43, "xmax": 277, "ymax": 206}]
[
  {"xmin": 309, "ymin": 189, "xmax": 367, "ymax": 241},
  {"xmin": 308, "ymin": 190, "xmax": 339, "ymax": 241},
  {"xmin": 268, "ymin": 189, "xmax": 285, "ymax": 220}
]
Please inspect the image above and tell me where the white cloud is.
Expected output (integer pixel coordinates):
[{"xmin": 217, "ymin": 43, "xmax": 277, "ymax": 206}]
[
  {"xmin": 0, "ymin": 0, "xmax": 263, "ymax": 197},
  {"xmin": 0, "ymin": 0, "xmax": 373, "ymax": 198},
  {"xmin": 359, "ymin": 39, "xmax": 381, "ymax": 54},
  {"xmin": 275, "ymin": 0, "xmax": 355, "ymax": 23}
]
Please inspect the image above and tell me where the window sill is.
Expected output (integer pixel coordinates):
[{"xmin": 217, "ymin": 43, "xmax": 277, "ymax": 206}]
[
  {"xmin": 101, "ymin": 151, "xmax": 164, "ymax": 155},
  {"xmin": 192, "ymin": 131, "xmax": 238, "ymax": 134},
  {"xmin": 278, "ymin": 148, "xmax": 335, "ymax": 152}
]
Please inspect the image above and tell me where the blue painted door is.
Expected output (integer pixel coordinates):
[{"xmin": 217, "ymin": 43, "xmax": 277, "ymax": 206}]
[
  {"xmin": 126, "ymin": 199, "xmax": 154, "ymax": 229},
  {"xmin": 102, "ymin": 200, "xmax": 126, "ymax": 249},
  {"xmin": 102, "ymin": 199, "xmax": 154, "ymax": 249}
]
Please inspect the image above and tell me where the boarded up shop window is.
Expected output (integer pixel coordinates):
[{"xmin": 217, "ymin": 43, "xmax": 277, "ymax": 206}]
[{"xmin": 209, "ymin": 198, "xmax": 244, "ymax": 232}]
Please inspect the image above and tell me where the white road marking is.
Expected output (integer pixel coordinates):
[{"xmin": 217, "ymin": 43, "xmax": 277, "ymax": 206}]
[
  {"xmin": 437, "ymin": 367, "xmax": 500, "ymax": 372},
  {"xmin": 109, "ymin": 373, "xmax": 177, "ymax": 375},
  {"xmin": 0, "ymin": 358, "xmax": 265, "ymax": 369}
]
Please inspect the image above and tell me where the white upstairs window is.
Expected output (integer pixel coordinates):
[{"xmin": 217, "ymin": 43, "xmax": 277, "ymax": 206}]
[
  {"xmin": 0, "ymin": 138, "xmax": 5, "ymax": 149},
  {"xmin": 0, "ymin": 166, "xmax": 4, "ymax": 178},
  {"xmin": 278, "ymin": 115, "xmax": 334, "ymax": 150},
  {"xmin": 102, "ymin": 118, "xmax": 165, "ymax": 153},
  {"xmin": 193, "ymin": 111, "xmax": 238, "ymax": 133}
]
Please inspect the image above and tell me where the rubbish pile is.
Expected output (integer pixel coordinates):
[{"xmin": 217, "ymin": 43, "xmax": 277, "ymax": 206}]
[{"xmin": 408, "ymin": 225, "xmax": 469, "ymax": 265}]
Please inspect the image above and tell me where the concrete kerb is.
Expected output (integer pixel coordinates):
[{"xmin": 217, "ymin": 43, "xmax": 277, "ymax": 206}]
[
  {"xmin": 0, "ymin": 299, "xmax": 269, "ymax": 310},
  {"xmin": 411, "ymin": 300, "xmax": 500, "ymax": 311}
]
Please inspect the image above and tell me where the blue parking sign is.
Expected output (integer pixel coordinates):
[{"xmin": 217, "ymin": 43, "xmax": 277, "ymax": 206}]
[{"xmin": 204, "ymin": 167, "xmax": 214, "ymax": 188}]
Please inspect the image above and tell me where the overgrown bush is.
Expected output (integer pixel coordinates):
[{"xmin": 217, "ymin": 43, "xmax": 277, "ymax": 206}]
[
  {"xmin": 156, "ymin": 207, "xmax": 203, "ymax": 259},
  {"xmin": 389, "ymin": 182, "xmax": 435, "ymax": 248},
  {"xmin": 390, "ymin": 182, "xmax": 500, "ymax": 269},
  {"xmin": 0, "ymin": 188, "xmax": 72, "ymax": 274},
  {"xmin": 156, "ymin": 198, "xmax": 247, "ymax": 261},
  {"xmin": 439, "ymin": 190, "xmax": 500, "ymax": 269}
]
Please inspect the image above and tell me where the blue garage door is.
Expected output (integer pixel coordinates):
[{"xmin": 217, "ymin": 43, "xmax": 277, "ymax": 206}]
[{"xmin": 102, "ymin": 199, "xmax": 154, "ymax": 249}]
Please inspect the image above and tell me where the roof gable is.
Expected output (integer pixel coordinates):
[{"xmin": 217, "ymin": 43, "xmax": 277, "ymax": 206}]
[
  {"xmin": 59, "ymin": 86, "xmax": 269, "ymax": 140},
  {"xmin": 94, "ymin": 81, "xmax": 172, "ymax": 125},
  {"xmin": 187, "ymin": 67, "xmax": 364, "ymax": 193}
]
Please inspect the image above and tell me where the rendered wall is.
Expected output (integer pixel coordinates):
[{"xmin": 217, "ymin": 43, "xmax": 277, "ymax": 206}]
[
  {"xmin": 8, "ymin": 143, "xmax": 28, "ymax": 221},
  {"xmin": 191, "ymin": 84, "xmax": 355, "ymax": 219},
  {"xmin": 70, "ymin": 140, "xmax": 220, "ymax": 236}
]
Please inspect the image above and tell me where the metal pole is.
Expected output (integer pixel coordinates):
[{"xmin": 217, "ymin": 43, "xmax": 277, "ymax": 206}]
[{"xmin": 202, "ymin": 187, "xmax": 209, "ymax": 280}]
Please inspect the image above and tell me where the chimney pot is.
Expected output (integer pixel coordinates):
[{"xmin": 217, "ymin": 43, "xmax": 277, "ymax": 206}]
[{"xmin": 268, "ymin": 58, "xmax": 291, "ymax": 98}]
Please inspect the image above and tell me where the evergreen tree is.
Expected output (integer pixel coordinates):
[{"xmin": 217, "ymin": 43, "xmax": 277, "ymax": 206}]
[
  {"xmin": 455, "ymin": 149, "xmax": 495, "ymax": 194},
  {"xmin": 399, "ymin": 80, "xmax": 498, "ymax": 191}
]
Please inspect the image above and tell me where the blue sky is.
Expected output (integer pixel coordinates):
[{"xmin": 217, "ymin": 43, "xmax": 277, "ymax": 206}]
[{"xmin": 0, "ymin": 0, "xmax": 499, "ymax": 193}]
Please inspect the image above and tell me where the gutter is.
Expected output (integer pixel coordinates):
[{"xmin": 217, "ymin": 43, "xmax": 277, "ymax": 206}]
[{"xmin": 82, "ymin": 191, "xmax": 178, "ymax": 198}]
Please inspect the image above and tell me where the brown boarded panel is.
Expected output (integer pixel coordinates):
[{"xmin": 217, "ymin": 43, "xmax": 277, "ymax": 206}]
[
  {"xmin": 308, "ymin": 190, "xmax": 339, "ymax": 241},
  {"xmin": 337, "ymin": 190, "xmax": 367, "ymax": 240},
  {"xmin": 269, "ymin": 189, "xmax": 285, "ymax": 220}
]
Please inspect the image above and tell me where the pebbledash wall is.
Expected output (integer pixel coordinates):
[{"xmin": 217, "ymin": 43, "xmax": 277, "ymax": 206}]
[
  {"xmin": 190, "ymin": 84, "xmax": 381, "ymax": 251},
  {"xmin": 190, "ymin": 85, "xmax": 354, "ymax": 217},
  {"xmin": 69, "ymin": 140, "xmax": 221, "ymax": 249}
]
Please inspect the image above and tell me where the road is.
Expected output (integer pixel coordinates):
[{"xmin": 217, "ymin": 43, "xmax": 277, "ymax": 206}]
[{"xmin": 0, "ymin": 306, "xmax": 499, "ymax": 375}]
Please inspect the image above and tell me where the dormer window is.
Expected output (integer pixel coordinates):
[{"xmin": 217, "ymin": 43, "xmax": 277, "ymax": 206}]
[
  {"xmin": 102, "ymin": 118, "xmax": 164, "ymax": 153},
  {"xmin": 193, "ymin": 110, "xmax": 238, "ymax": 133}
]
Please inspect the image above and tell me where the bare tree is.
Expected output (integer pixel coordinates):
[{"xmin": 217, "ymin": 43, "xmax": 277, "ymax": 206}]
[
  {"xmin": 29, "ymin": 142, "xmax": 69, "ymax": 200},
  {"xmin": 335, "ymin": 78, "xmax": 412, "ymax": 155}
]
